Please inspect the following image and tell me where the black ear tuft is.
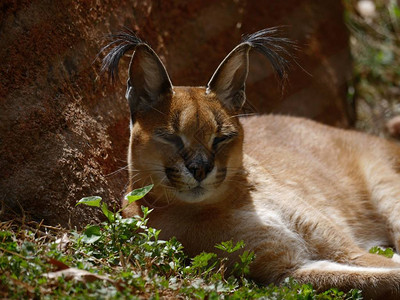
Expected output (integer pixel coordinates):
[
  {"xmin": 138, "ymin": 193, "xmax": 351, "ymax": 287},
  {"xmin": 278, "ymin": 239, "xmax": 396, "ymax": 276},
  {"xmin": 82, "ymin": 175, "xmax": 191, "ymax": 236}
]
[
  {"xmin": 241, "ymin": 27, "xmax": 296, "ymax": 85},
  {"xmin": 99, "ymin": 29, "xmax": 173, "ymax": 122},
  {"xmin": 207, "ymin": 27, "xmax": 296, "ymax": 112},
  {"xmin": 99, "ymin": 29, "xmax": 145, "ymax": 83}
]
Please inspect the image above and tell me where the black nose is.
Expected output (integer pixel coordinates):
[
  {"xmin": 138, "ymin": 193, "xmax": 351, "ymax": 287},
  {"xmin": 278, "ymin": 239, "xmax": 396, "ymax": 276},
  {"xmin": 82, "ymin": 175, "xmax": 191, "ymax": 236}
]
[{"xmin": 186, "ymin": 160, "xmax": 213, "ymax": 182}]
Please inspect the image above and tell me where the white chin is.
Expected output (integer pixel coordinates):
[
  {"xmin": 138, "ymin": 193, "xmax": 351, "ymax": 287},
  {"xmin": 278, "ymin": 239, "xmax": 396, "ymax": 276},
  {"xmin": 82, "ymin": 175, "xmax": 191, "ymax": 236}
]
[{"xmin": 176, "ymin": 187, "xmax": 212, "ymax": 203}]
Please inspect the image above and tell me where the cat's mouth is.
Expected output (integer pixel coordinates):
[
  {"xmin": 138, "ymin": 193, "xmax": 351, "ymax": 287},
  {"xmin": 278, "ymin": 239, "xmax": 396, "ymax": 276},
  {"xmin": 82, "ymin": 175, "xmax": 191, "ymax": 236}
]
[
  {"xmin": 188, "ymin": 185, "xmax": 206, "ymax": 195},
  {"xmin": 163, "ymin": 165, "xmax": 227, "ymax": 203},
  {"xmin": 174, "ymin": 185, "xmax": 210, "ymax": 203},
  {"xmin": 177, "ymin": 184, "xmax": 206, "ymax": 195}
]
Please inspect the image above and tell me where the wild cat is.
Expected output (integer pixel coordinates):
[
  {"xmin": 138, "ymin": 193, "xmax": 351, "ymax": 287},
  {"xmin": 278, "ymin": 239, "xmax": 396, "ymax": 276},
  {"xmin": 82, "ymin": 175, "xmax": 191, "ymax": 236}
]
[{"xmin": 101, "ymin": 28, "xmax": 400, "ymax": 299}]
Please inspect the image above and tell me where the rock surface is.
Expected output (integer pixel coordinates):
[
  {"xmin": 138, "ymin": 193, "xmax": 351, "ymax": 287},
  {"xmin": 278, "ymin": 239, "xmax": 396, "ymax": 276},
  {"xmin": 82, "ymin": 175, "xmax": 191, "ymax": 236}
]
[{"xmin": 0, "ymin": 0, "xmax": 352, "ymax": 227}]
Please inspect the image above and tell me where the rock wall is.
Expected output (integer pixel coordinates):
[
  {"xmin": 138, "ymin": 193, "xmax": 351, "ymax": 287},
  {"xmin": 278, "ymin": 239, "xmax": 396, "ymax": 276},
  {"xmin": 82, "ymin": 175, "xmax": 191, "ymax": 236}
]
[{"xmin": 0, "ymin": 0, "xmax": 352, "ymax": 227}]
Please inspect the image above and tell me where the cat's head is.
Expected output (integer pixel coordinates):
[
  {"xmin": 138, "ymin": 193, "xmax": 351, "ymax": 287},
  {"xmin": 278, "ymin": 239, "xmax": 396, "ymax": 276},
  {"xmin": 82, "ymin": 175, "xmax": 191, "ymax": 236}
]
[{"xmin": 101, "ymin": 28, "xmax": 292, "ymax": 205}]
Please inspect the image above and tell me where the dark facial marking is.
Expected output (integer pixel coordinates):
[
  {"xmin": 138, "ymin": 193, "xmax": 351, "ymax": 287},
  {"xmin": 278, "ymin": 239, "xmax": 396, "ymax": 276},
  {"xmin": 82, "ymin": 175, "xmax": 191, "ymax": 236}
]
[
  {"xmin": 185, "ymin": 149, "xmax": 214, "ymax": 182},
  {"xmin": 171, "ymin": 111, "xmax": 181, "ymax": 132},
  {"xmin": 154, "ymin": 128, "xmax": 184, "ymax": 150}
]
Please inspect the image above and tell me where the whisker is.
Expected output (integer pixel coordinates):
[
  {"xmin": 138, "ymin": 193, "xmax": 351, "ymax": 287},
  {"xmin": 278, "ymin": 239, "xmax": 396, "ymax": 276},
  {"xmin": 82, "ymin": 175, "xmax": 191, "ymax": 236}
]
[
  {"xmin": 130, "ymin": 168, "xmax": 165, "ymax": 173},
  {"xmin": 115, "ymin": 158, "xmax": 128, "ymax": 163},
  {"xmin": 138, "ymin": 175, "xmax": 176, "ymax": 209},
  {"xmin": 106, "ymin": 165, "xmax": 129, "ymax": 177},
  {"xmin": 223, "ymin": 179, "xmax": 249, "ymax": 186},
  {"xmin": 148, "ymin": 105, "xmax": 167, "ymax": 117},
  {"xmin": 131, "ymin": 177, "xmax": 144, "ymax": 187},
  {"xmin": 129, "ymin": 173, "xmax": 141, "ymax": 180},
  {"xmin": 229, "ymin": 112, "xmax": 258, "ymax": 119}
]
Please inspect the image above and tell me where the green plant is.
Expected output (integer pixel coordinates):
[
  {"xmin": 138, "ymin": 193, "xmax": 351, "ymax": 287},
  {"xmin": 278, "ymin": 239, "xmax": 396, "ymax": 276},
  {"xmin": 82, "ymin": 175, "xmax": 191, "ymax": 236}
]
[
  {"xmin": 0, "ymin": 185, "xmax": 363, "ymax": 299},
  {"xmin": 369, "ymin": 246, "xmax": 395, "ymax": 258},
  {"xmin": 76, "ymin": 184, "xmax": 153, "ymax": 248}
]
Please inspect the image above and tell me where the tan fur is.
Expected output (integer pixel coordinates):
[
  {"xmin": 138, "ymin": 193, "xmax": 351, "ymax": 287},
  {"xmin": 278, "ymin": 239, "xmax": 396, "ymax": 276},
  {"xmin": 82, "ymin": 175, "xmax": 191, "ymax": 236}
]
[
  {"xmin": 121, "ymin": 87, "xmax": 400, "ymax": 298},
  {"xmin": 107, "ymin": 29, "xmax": 400, "ymax": 299}
]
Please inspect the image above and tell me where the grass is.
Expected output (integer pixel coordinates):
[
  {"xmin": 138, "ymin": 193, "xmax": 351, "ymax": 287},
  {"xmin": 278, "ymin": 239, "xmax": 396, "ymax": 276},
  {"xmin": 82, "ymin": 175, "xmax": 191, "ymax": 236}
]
[{"xmin": 0, "ymin": 187, "xmax": 364, "ymax": 299}]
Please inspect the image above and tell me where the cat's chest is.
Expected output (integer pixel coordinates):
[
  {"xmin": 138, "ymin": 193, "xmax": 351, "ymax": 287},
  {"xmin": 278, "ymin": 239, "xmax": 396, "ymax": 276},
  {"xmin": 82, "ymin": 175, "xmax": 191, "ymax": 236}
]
[{"xmin": 148, "ymin": 202, "xmax": 298, "ymax": 256}]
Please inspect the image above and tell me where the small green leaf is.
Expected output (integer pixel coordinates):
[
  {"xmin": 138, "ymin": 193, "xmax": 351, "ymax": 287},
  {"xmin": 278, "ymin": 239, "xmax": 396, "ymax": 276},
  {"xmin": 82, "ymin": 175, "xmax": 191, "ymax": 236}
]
[
  {"xmin": 84, "ymin": 225, "xmax": 101, "ymax": 236},
  {"xmin": 125, "ymin": 184, "xmax": 154, "ymax": 204},
  {"xmin": 215, "ymin": 240, "xmax": 244, "ymax": 253},
  {"xmin": 101, "ymin": 202, "xmax": 115, "ymax": 223},
  {"xmin": 190, "ymin": 252, "xmax": 218, "ymax": 273},
  {"xmin": 369, "ymin": 246, "xmax": 394, "ymax": 258},
  {"xmin": 76, "ymin": 196, "xmax": 102, "ymax": 207},
  {"xmin": 81, "ymin": 225, "xmax": 101, "ymax": 244}
]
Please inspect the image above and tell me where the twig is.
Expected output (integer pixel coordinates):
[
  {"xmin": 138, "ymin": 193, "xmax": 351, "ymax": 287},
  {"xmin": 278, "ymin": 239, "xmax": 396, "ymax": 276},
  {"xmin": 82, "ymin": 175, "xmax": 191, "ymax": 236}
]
[{"xmin": 0, "ymin": 246, "xmax": 29, "ymax": 260}]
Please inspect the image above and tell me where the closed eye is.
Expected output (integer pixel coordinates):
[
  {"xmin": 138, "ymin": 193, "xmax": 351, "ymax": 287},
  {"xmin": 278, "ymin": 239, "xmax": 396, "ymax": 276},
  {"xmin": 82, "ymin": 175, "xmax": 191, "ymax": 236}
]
[
  {"xmin": 212, "ymin": 132, "xmax": 238, "ymax": 149},
  {"xmin": 153, "ymin": 129, "xmax": 184, "ymax": 149}
]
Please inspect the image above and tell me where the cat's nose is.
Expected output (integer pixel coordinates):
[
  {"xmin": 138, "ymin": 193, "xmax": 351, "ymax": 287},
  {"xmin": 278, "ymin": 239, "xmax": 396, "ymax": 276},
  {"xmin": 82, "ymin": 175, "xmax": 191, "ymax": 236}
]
[{"xmin": 186, "ymin": 158, "xmax": 213, "ymax": 182}]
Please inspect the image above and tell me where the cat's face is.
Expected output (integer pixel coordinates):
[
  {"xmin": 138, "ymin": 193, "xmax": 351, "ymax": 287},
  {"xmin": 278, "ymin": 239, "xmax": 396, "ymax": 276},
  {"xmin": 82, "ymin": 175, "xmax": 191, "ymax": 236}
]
[{"xmin": 129, "ymin": 87, "xmax": 244, "ymax": 204}]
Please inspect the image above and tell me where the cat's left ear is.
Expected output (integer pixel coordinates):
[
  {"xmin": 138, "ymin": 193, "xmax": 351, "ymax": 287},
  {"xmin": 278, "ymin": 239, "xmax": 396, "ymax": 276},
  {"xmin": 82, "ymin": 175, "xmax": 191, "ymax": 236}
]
[
  {"xmin": 206, "ymin": 44, "xmax": 250, "ymax": 112},
  {"xmin": 207, "ymin": 28, "xmax": 293, "ymax": 112}
]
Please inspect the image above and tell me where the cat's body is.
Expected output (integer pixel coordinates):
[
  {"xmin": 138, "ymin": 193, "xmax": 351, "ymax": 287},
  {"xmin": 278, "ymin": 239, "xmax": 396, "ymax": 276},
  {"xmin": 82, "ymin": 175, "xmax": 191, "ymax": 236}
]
[
  {"xmin": 102, "ymin": 29, "xmax": 400, "ymax": 299},
  {"xmin": 145, "ymin": 113, "xmax": 400, "ymax": 254},
  {"xmin": 242, "ymin": 114, "xmax": 400, "ymax": 255}
]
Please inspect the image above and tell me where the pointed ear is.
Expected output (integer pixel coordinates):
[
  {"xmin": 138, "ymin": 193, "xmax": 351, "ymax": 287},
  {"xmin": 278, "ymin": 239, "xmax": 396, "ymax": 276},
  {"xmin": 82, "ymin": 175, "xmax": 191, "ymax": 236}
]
[
  {"xmin": 125, "ymin": 44, "xmax": 173, "ymax": 120},
  {"xmin": 206, "ymin": 44, "xmax": 251, "ymax": 112}
]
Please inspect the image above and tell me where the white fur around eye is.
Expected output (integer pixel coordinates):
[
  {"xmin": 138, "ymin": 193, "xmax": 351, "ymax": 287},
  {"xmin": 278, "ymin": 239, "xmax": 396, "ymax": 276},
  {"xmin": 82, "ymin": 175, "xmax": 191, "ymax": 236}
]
[
  {"xmin": 181, "ymin": 135, "xmax": 189, "ymax": 147},
  {"xmin": 208, "ymin": 133, "xmax": 216, "ymax": 148},
  {"xmin": 152, "ymin": 135, "xmax": 171, "ymax": 145}
]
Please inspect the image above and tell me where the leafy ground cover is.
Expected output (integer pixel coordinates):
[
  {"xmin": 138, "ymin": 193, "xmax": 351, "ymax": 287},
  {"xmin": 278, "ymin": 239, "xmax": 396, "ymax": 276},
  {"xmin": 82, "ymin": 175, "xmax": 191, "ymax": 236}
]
[{"xmin": 0, "ymin": 186, "xmax": 363, "ymax": 299}]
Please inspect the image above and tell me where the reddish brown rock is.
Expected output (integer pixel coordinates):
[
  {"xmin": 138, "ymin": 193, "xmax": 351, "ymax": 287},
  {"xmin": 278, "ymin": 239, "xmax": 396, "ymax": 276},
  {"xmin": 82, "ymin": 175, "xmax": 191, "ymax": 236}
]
[{"xmin": 0, "ymin": 0, "xmax": 352, "ymax": 227}]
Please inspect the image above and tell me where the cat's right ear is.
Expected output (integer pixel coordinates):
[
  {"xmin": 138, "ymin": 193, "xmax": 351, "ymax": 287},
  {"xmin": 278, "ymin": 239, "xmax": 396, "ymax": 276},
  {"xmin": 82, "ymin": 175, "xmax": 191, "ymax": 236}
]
[
  {"xmin": 126, "ymin": 45, "xmax": 173, "ymax": 121},
  {"xmin": 101, "ymin": 30, "xmax": 173, "ymax": 123}
]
